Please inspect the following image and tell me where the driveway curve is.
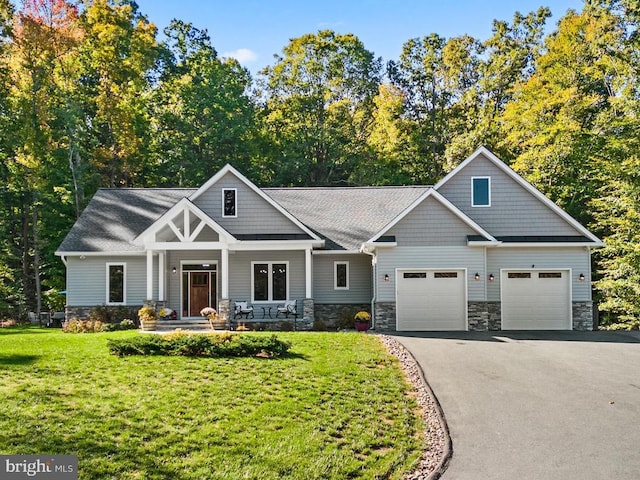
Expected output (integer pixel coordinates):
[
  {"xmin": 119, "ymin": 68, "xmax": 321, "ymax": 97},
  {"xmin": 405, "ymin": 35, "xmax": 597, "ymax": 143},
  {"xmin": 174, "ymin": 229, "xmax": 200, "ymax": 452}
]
[{"xmin": 392, "ymin": 331, "xmax": 640, "ymax": 480}]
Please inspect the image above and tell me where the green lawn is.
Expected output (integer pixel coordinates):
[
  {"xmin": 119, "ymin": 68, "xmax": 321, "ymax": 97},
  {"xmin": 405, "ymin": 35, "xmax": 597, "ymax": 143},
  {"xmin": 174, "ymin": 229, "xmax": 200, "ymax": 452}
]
[{"xmin": 0, "ymin": 328, "xmax": 422, "ymax": 479}]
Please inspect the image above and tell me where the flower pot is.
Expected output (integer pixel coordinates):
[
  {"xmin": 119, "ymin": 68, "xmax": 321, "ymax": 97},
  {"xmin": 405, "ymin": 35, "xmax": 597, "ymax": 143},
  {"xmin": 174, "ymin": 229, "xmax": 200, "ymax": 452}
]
[
  {"xmin": 209, "ymin": 317, "xmax": 226, "ymax": 330},
  {"xmin": 140, "ymin": 318, "xmax": 157, "ymax": 331},
  {"xmin": 355, "ymin": 321, "xmax": 369, "ymax": 332}
]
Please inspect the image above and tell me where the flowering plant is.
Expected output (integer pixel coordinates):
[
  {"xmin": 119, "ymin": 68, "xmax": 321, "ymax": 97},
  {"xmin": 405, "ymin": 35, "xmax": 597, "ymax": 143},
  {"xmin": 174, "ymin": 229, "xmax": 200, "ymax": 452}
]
[
  {"xmin": 354, "ymin": 311, "xmax": 371, "ymax": 322},
  {"xmin": 200, "ymin": 307, "xmax": 217, "ymax": 319},
  {"xmin": 158, "ymin": 307, "xmax": 174, "ymax": 317}
]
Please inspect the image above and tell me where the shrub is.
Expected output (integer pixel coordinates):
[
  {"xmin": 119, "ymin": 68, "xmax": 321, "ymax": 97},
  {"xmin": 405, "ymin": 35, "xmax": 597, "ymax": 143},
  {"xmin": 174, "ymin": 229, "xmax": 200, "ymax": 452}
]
[
  {"xmin": 102, "ymin": 319, "xmax": 137, "ymax": 332},
  {"xmin": 312, "ymin": 319, "xmax": 328, "ymax": 331},
  {"xmin": 63, "ymin": 318, "xmax": 104, "ymax": 333},
  {"xmin": 107, "ymin": 333, "xmax": 291, "ymax": 358},
  {"xmin": 601, "ymin": 320, "xmax": 640, "ymax": 331}
]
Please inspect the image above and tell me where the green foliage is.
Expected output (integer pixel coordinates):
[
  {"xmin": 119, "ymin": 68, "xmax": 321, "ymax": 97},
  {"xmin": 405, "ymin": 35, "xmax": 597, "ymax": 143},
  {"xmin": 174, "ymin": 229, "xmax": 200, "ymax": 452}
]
[
  {"xmin": 107, "ymin": 332, "xmax": 292, "ymax": 358},
  {"xmin": 101, "ymin": 318, "xmax": 136, "ymax": 332}
]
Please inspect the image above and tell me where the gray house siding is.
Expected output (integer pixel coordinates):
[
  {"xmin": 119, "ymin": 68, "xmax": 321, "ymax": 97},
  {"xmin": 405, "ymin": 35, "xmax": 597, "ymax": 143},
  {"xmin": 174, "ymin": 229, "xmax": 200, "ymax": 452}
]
[
  {"xmin": 66, "ymin": 255, "xmax": 157, "ymax": 307},
  {"xmin": 437, "ymin": 154, "xmax": 583, "ymax": 237},
  {"xmin": 486, "ymin": 247, "xmax": 592, "ymax": 301},
  {"xmin": 228, "ymin": 250, "xmax": 306, "ymax": 306},
  {"xmin": 386, "ymin": 196, "xmax": 478, "ymax": 246},
  {"xmin": 313, "ymin": 254, "xmax": 372, "ymax": 304},
  {"xmin": 375, "ymin": 246, "xmax": 485, "ymax": 302},
  {"xmin": 193, "ymin": 172, "xmax": 306, "ymax": 235}
]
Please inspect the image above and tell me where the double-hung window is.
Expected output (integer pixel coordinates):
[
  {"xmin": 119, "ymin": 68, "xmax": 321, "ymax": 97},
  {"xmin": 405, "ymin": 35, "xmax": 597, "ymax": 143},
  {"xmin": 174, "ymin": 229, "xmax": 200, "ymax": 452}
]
[
  {"xmin": 334, "ymin": 261, "xmax": 349, "ymax": 290},
  {"xmin": 252, "ymin": 262, "xmax": 288, "ymax": 302},
  {"xmin": 472, "ymin": 177, "xmax": 491, "ymax": 207},
  {"xmin": 106, "ymin": 262, "xmax": 126, "ymax": 304}
]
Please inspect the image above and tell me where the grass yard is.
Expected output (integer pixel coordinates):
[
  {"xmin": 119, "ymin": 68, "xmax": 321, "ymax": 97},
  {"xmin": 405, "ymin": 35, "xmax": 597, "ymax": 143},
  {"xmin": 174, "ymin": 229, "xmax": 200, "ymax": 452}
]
[{"xmin": 0, "ymin": 328, "xmax": 423, "ymax": 479}]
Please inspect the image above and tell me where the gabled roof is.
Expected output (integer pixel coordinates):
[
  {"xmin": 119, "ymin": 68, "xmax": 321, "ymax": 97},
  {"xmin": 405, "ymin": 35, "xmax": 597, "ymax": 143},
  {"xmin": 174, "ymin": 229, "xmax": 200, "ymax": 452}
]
[
  {"xmin": 56, "ymin": 188, "xmax": 195, "ymax": 254},
  {"xmin": 265, "ymin": 186, "xmax": 428, "ymax": 250},
  {"xmin": 366, "ymin": 188, "xmax": 497, "ymax": 245},
  {"xmin": 190, "ymin": 164, "xmax": 322, "ymax": 242},
  {"xmin": 435, "ymin": 146, "xmax": 603, "ymax": 246}
]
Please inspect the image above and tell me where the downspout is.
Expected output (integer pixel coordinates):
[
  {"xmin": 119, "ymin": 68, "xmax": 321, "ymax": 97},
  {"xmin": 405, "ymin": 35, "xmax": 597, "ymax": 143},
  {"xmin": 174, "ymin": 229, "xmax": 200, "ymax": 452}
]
[{"xmin": 361, "ymin": 245, "xmax": 377, "ymax": 330}]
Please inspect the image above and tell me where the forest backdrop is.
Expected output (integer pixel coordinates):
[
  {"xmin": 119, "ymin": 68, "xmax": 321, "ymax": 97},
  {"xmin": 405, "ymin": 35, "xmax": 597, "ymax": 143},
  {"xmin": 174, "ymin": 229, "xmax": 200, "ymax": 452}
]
[{"xmin": 1, "ymin": 0, "xmax": 639, "ymax": 328}]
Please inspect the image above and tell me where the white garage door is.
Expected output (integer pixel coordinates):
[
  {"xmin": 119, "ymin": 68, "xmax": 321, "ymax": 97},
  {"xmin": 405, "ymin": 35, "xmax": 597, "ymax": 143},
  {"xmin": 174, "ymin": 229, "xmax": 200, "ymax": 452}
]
[
  {"xmin": 396, "ymin": 269, "xmax": 467, "ymax": 331},
  {"xmin": 501, "ymin": 270, "xmax": 571, "ymax": 330}
]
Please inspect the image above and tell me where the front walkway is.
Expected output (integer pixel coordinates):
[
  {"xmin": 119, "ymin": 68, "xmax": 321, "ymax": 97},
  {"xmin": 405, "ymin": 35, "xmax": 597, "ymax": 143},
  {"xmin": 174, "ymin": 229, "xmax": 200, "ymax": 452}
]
[{"xmin": 392, "ymin": 331, "xmax": 640, "ymax": 480}]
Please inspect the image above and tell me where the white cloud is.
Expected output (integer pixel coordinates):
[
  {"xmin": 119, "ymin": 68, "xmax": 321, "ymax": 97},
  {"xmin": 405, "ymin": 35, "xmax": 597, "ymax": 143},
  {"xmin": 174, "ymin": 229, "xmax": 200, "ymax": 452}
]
[{"xmin": 221, "ymin": 48, "xmax": 258, "ymax": 64}]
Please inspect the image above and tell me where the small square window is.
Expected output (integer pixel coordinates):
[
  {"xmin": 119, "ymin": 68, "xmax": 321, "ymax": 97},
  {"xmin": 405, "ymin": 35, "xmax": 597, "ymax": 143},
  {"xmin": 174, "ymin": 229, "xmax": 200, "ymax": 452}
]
[
  {"xmin": 222, "ymin": 189, "xmax": 237, "ymax": 217},
  {"xmin": 472, "ymin": 177, "xmax": 491, "ymax": 207}
]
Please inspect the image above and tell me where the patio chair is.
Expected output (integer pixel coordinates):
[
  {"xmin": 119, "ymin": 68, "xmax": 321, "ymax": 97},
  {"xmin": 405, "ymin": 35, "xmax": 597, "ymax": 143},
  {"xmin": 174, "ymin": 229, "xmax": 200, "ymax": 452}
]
[
  {"xmin": 234, "ymin": 301, "xmax": 254, "ymax": 319},
  {"xmin": 28, "ymin": 311, "xmax": 38, "ymax": 325},
  {"xmin": 275, "ymin": 300, "xmax": 298, "ymax": 319}
]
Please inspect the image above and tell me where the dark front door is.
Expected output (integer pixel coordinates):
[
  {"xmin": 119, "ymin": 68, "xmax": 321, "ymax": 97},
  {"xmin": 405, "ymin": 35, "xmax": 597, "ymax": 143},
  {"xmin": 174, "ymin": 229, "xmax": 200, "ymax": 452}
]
[
  {"xmin": 189, "ymin": 272, "xmax": 210, "ymax": 317},
  {"xmin": 182, "ymin": 267, "xmax": 217, "ymax": 318}
]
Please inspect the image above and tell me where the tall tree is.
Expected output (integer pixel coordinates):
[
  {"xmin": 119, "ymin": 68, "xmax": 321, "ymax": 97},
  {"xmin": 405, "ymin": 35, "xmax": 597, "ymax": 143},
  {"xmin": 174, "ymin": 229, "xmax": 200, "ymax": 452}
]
[
  {"xmin": 78, "ymin": 0, "xmax": 157, "ymax": 187},
  {"xmin": 260, "ymin": 30, "xmax": 382, "ymax": 186},
  {"xmin": 149, "ymin": 20, "xmax": 256, "ymax": 187}
]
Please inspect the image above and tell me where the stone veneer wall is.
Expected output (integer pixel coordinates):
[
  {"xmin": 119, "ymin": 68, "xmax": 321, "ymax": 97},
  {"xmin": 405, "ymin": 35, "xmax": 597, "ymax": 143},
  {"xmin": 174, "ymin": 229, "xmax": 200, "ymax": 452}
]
[
  {"xmin": 468, "ymin": 302, "xmax": 502, "ymax": 331},
  {"xmin": 572, "ymin": 301, "xmax": 594, "ymax": 331},
  {"xmin": 314, "ymin": 303, "xmax": 371, "ymax": 329},
  {"xmin": 374, "ymin": 302, "xmax": 396, "ymax": 332},
  {"xmin": 65, "ymin": 305, "xmax": 142, "ymax": 322}
]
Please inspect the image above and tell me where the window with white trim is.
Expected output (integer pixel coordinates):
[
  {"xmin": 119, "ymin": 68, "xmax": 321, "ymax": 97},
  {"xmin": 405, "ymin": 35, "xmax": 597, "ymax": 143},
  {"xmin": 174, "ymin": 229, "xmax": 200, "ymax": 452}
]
[
  {"xmin": 334, "ymin": 261, "xmax": 349, "ymax": 290},
  {"xmin": 106, "ymin": 262, "xmax": 126, "ymax": 304},
  {"xmin": 472, "ymin": 177, "xmax": 491, "ymax": 207},
  {"xmin": 252, "ymin": 262, "xmax": 288, "ymax": 302},
  {"xmin": 222, "ymin": 188, "xmax": 237, "ymax": 217}
]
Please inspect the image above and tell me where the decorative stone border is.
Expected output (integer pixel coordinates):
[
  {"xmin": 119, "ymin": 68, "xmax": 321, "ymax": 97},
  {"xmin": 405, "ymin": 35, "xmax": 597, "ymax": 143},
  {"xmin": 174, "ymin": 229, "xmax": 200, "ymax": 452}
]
[{"xmin": 378, "ymin": 335, "xmax": 452, "ymax": 480}]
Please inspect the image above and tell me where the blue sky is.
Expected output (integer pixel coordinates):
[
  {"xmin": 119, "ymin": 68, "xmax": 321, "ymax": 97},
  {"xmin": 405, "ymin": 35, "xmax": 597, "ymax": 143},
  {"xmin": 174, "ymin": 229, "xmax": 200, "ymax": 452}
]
[{"xmin": 135, "ymin": 0, "xmax": 584, "ymax": 75}]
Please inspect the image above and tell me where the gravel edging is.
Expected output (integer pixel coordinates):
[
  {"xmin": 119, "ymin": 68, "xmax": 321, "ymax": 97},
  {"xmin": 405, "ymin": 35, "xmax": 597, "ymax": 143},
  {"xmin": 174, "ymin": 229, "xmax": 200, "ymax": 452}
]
[{"xmin": 378, "ymin": 335, "xmax": 452, "ymax": 480}]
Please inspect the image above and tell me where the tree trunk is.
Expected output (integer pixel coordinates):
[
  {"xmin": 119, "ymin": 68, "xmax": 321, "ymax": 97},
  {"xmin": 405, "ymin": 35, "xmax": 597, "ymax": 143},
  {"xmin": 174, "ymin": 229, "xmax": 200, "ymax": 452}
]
[{"xmin": 33, "ymin": 205, "xmax": 41, "ymax": 318}]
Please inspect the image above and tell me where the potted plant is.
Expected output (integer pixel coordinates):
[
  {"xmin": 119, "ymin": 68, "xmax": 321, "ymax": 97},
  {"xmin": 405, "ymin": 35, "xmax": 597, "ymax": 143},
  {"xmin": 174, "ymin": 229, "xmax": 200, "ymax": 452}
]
[
  {"xmin": 158, "ymin": 307, "xmax": 174, "ymax": 320},
  {"xmin": 138, "ymin": 306, "xmax": 157, "ymax": 331},
  {"xmin": 354, "ymin": 311, "xmax": 371, "ymax": 332},
  {"xmin": 201, "ymin": 306, "xmax": 225, "ymax": 330}
]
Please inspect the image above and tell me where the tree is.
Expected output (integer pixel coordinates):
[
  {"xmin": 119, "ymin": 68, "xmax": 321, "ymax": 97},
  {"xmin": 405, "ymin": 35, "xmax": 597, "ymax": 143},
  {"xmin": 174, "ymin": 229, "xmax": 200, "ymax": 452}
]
[
  {"xmin": 149, "ymin": 20, "xmax": 256, "ymax": 187},
  {"xmin": 78, "ymin": 0, "xmax": 157, "ymax": 188},
  {"xmin": 260, "ymin": 30, "xmax": 382, "ymax": 186}
]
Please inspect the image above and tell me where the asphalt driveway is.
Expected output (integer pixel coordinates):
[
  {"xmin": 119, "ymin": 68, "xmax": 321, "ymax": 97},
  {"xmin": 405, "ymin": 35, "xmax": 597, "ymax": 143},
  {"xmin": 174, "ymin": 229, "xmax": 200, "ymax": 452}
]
[{"xmin": 392, "ymin": 331, "xmax": 640, "ymax": 480}]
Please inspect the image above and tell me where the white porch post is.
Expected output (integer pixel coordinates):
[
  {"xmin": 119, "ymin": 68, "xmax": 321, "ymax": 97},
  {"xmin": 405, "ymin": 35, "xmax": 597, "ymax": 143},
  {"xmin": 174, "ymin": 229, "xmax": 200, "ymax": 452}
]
[
  {"xmin": 158, "ymin": 251, "xmax": 165, "ymax": 301},
  {"xmin": 221, "ymin": 247, "xmax": 229, "ymax": 298},
  {"xmin": 146, "ymin": 249, "xmax": 154, "ymax": 300},
  {"xmin": 305, "ymin": 248, "xmax": 312, "ymax": 298}
]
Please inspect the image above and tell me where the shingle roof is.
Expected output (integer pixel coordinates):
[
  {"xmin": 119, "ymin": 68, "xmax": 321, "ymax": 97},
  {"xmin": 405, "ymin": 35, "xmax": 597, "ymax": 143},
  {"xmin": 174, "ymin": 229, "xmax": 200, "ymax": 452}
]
[
  {"xmin": 56, "ymin": 188, "xmax": 195, "ymax": 253},
  {"xmin": 57, "ymin": 185, "xmax": 429, "ymax": 253},
  {"xmin": 264, "ymin": 186, "xmax": 429, "ymax": 250}
]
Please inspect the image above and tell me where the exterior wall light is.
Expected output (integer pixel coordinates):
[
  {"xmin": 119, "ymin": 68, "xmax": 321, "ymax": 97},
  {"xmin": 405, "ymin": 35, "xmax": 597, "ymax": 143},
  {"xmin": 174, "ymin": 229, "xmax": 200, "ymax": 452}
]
[
  {"xmin": 474, "ymin": 272, "xmax": 480, "ymax": 281},
  {"xmin": 488, "ymin": 273, "xmax": 495, "ymax": 282},
  {"xmin": 578, "ymin": 273, "xmax": 585, "ymax": 282},
  {"xmin": 172, "ymin": 267, "xmax": 177, "ymax": 274},
  {"xmin": 384, "ymin": 274, "xmax": 390, "ymax": 282}
]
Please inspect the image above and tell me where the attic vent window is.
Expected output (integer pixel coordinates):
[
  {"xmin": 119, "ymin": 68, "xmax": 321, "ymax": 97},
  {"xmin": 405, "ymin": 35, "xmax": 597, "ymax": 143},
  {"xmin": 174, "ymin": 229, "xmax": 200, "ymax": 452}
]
[
  {"xmin": 222, "ymin": 188, "xmax": 237, "ymax": 217},
  {"xmin": 472, "ymin": 177, "xmax": 491, "ymax": 207}
]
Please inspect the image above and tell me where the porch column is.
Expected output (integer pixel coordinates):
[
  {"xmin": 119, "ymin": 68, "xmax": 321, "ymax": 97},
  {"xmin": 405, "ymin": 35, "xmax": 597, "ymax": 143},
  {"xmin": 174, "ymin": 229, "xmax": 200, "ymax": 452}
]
[
  {"xmin": 146, "ymin": 249, "xmax": 154, "ymax": 300},
  {"xmin": 158, "ymin": 251, "xmax": 165, "ymax": 301},
  {"xmin": 305, "ymin": 248, "xmax": 312, "ymax": 298},
  {"xmin": 221, "ymin": 247, "xmax": 229, "ymax": 298}
]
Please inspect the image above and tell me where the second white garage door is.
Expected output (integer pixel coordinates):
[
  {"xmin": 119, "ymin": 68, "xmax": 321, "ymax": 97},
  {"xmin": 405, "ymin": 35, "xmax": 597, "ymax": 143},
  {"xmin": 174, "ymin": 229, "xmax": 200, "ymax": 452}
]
[
  {"xmin": 501, "ymin": 270, "xmax": 571, "ymax": 330},
  {"xmin": 396, "ymin": 269, "xmax": 467, "ymax": 331}
]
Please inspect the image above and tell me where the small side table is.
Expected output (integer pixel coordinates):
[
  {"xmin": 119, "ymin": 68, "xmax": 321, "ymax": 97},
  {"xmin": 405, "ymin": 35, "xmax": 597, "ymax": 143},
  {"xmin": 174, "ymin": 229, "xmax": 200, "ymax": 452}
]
[{"xmin": 261, "ymin": 306, "xmax": 272, "ymax": 319}]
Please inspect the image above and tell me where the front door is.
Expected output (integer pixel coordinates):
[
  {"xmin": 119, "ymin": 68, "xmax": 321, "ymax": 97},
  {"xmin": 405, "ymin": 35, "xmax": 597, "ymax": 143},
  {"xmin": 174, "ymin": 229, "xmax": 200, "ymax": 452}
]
[
  {"xmin": 189, "ymin": 272, "xmax": 210, "ymax": 317},
  {"xmin": 182, "ymin": 264, "xmax": 217, "ymax": 318}
]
